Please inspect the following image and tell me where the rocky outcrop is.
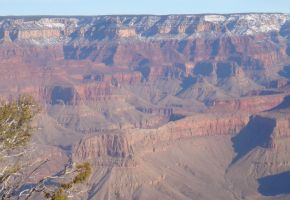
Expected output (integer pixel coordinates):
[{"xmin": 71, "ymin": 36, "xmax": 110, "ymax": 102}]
[
  {"xmin": 17, "ymin": 29, "xmax": 61, "ymax": 40},
  {"xmin": 72, "ymin": 113, "xmax": 249, "ymax": 166},
  {"xmin": 117, "ymin": 27, "xmax": 137, "ymax": 38},
  {"xmin": 1, "ymin": 15, "xmax": 290, "ymax": 122},
  {"xmin": 74, "ymin": 83, "xmax": 111, "ymax": 102},
  {"xmin": 4, "ymin": 14, "xmax": 290, "ymax": 200},
  {"xmin": 0, "ymin": 15, "xmax": 288, "ymax": 65},
  {"xmin": 269, "ymin": 78, "xmax": 289, "ymax": 88},
  {"xmin": 208, "ymin": 94, "xmax": 286, "ymax": 113},
  {"xmin": 0, "ymin": 15, "xmax": 290, "ymax": 91},
  {"xmin": 158, "ymin": 113, "xmax": 249, "ymax": 137},
  {"xmin": 0, "ymin": 43, "xmax": 63, "ymax": 62},
  {"xmin": 258, "ymin": 111, "xmax": 290, "ymax": 139},
  {"xmin": 73, "ymin": 134, "xmax": 135, "ymax": 167},
  {"xmin": 73, "ymin": 71, "xmax": 142, "ymax": 102},
  {"xmin": 273, "ymin": 117, "xmax": 290, "ymax": 137},
  {"xmin": 137, "ymin": 113, "xmax": 250, "ymax": 145},
  {"xmin": 230, "ymin": 115, "xmax": 277, "ymax": 164},
  {"xmin": 136, "ymin": 107, "xmax": 173, "ymax": 116},
  {"xmin": 229, "ymin": 111, "xmax": 290, "ymax": 154},
  {"xmin": 227, "ymin": 109, "xmax": 290, "ymax": 153},
  {"xmin": 83, "ymin": 71, "xmax": 142, "ymax": 85}
]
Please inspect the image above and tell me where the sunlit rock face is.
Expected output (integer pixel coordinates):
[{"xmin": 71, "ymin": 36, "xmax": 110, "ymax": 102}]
[{"xmin": 2, "ymin": 14, "xmax": 290, "ymax": 199}]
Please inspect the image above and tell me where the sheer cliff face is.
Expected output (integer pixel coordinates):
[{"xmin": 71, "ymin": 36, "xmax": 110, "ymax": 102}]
[
  {"xmin": 1, "ymin": 14, "xmax": 290, "ymax": 104},
  {"xmin": 0, "ymin": 14, "xmax": 290, "ymax": 68},
  {"xmin": 3, "ymin": 14, "xmax": 290, "ymax": 199}
]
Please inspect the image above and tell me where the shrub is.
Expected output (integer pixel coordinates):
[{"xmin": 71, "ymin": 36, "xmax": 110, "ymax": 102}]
[
  {"xmin": 73, "ymin": 162, "xmax": 92, "ymax": 184},
  {"xmin": 0, "ymin": 95, "xmax": 41, "ymax": 151}
]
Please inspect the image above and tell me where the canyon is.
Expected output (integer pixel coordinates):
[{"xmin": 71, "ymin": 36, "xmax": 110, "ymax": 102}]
[{"xmin": 1, "ymin": 14, "xmax": 290, "ymax": 199}]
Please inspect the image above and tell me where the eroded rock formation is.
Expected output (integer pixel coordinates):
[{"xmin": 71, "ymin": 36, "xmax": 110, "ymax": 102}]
[{"xmin": 2, "ymin": 14, "xmax": 290, "ymax": 199}]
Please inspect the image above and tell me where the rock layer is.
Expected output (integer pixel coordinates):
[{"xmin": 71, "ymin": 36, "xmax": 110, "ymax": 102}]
[{"xmin": 1, "ymin": 14, "xmax": 290, "ymax": 200}]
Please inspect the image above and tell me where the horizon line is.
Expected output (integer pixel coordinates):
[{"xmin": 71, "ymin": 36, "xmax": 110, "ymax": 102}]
[{"xmin": 0, "ymin": 12, "xmax": 289, "ymax": 18}]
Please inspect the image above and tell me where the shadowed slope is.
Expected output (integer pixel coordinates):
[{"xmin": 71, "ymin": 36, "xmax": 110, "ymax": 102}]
[
  {"xmin": 231, "ymin": 116, "xmax": 276, "ymax": 165},
  {"xmin": 258, "ymin": 171, "xmax": 290, "ymax": 196}
]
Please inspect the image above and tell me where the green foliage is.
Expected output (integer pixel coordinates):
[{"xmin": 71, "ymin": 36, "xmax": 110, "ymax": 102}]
[
  {"xmin": 45, "ymin": 162, "xmax": 92, "ymax": 200},
  {"xmin": 60, "ymin": 183, "xmax": 73, "ymax": 190},
  {"xmin": 51, "ymin": 189, "xmax": 68, "ymax": 200},
  {"xmin": 73, "ymin": 162, "xmax": 92, "ymax": 184},
  {"xmin": 0, "ymin": 96, "xmax": 40, "ymax": 199},
  {"xmin": 0, "ymin": 96, "xmax": 93, "ymax": 200},
  {"xmin": 0, "ymin": 95, "xmax": 41, "ymax": 151}
]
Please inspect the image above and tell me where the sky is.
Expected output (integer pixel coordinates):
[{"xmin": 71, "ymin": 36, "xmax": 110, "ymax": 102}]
[{"xmin": 1, "ymin": 0, "xmax": 290, "ymax": 16}]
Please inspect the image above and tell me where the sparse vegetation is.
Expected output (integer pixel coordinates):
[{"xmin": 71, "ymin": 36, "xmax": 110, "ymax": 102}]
[
  {"xmin": 0, "ymin": 95, "xmax": 92, "ymax": 199},
  {"xmin": 43, "ymin": 162, "xmax": 92, "ymax": 200},
  {"xmin": 0, "ymin": 95, "xmax": 41, "ymax": 152},
  {"xmin": 46, "ymin": 188, "xmax": 68, "ymax": 200},
  {"xmin": 0, "ymin": 95, "xmax": 41, "ymax": 199},
  {"xmin": 73, "ymin": 162, "xmax": 92, "ymax": 184}
]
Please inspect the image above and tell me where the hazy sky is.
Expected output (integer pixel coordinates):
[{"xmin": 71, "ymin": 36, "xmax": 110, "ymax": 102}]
[{"xmin": 1, "ymin": 0, "xmax": 290, "ymax": 16}]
